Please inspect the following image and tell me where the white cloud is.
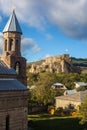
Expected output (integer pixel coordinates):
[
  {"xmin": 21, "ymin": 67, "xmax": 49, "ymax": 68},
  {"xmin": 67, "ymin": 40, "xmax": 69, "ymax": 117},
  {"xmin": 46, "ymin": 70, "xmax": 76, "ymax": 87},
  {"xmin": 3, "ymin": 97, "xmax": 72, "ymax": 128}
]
[
  {"xmin": 0, "ymin": 32, "xmax": 3, "ymax": 54},
  {"xmin": 21, "ymin": 37, "xmax": 41, "ymax": 57},
  {"xmin": 43, "ymin": 54, "xmax": 51, "ymax": 59},
  {"xmin": 0, "ymin": 0, "xmax": 47, "ymax": 29},
  {"xmin": 0, "ymin": 33, "xmax": 41, "ymax": 58},
  {"xmin": 0, "ymin": 0, "xmax": 87, "ymax": 39},
  {"xmin": 0, "ymin": 16, "xmax": 2, "ymax": 23},
  {"xmin": 46, "ymin": 33, "xmax": 53, "ymax": 40}
]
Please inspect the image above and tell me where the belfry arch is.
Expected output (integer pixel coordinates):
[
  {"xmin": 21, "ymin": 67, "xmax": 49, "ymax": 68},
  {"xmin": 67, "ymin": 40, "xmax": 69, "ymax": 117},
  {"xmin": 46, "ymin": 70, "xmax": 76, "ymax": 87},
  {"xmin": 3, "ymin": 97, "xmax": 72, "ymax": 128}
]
[
  {"xmin": 5, "ymin": 39, "xmax": 7, "ymax": 51},
  {"xmin": 9, "ymin": 39, "xmax": 14, "ymax": 51},
  {"xmin": 15, "ymin": 62, "xmax": 20, "ymax": 74}
]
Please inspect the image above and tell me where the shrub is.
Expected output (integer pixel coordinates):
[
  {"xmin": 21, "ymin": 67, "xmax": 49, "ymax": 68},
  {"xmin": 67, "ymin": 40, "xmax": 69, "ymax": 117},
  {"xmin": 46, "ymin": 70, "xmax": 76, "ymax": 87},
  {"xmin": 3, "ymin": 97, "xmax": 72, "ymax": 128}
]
[
  {"xmin": 71, "ymin": 111, "xmax": 78, "ymax": 117},
  {"xmin": 55, "ymin": 107, "xmax": 64, "ymax": 116},
  {"xmin": 48, "ymin": 105, "xmax": 55, "ymax": 114}
]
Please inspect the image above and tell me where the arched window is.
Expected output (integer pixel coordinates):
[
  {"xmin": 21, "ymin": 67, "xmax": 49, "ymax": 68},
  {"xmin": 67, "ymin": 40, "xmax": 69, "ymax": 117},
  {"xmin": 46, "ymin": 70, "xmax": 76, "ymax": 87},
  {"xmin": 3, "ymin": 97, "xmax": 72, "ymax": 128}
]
[
  {"xmin": 16, "ymin": 39, "xmax": 18, "ymax": 44},
  {"xmin": 6, "ymin": 115, "xmax": 10, "ymax": 130},
  {"xmin": 16, "ymin": 39, "xmax": 19, "ymax": 51},
  {"xmin": 10, "ymin": 39, "xmax": 14, "ymax": 51},
  {"xmin": 5, "ymin": 39, "xmax": 7, "ymax": 51},
  {"xmin": 15, "ymin": 62, "xmax": 20, "ymax": 74}
]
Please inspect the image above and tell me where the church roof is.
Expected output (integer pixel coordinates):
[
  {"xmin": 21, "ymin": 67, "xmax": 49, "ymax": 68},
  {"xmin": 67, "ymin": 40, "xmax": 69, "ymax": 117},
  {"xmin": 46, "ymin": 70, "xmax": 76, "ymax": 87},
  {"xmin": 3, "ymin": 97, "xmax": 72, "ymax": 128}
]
[
  {"xmin": 0, "ymin": 60, "xmax": 16, "ymax": 75},
  {"xmin": 3, "ymin": 10, "xmax": 22, "ymax": 34},
  {"xmin": 0, "ymin": 78, "xmax": 27, "ymax": 91}
]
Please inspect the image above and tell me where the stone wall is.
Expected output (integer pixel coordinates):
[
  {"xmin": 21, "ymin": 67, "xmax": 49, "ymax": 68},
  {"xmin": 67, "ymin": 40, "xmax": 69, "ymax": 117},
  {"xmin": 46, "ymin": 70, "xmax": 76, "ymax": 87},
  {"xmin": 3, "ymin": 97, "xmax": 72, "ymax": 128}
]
[{"xmin": 0, "ymin": 90, "xmax": 28, "ymax": 130}]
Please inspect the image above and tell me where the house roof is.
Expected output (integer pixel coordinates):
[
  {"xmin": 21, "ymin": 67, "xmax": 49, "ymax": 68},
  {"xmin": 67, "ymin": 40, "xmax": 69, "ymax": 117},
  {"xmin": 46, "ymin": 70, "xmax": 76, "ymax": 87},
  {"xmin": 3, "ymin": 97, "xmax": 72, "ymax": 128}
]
[
  {"xmin": 55, "ymin": 90, "xmax": 87, "ymax": 103},
  {"xmin": 3, "ymin": 10, "xmax": 22, "ymax": 34},
  {"xmin": 0, "ymin": 78, "xmax": 27, "ymax": 91},
  {"xmin": 74, "ymin": 82, "xmax": 87, "ymax": 86},
  {"xmin": 52, "ymin": 82, "xmax": 67, "ymax": 89},
  {"xmin": 53, "ymin": 83, "xmax": 64, "ymax": 86},
  {"xmin": 0, "ymin": 60, "xmax": 16, "ymax": 75},
  {"xmin": 65, "ymin": 89, "xmax": 77, "ymax": 95}
]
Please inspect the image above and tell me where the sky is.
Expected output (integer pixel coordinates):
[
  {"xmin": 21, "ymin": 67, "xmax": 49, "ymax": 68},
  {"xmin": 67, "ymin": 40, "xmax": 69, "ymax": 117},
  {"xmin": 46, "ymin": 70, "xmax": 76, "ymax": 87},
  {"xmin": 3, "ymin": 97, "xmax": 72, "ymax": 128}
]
[{"xmin": 0, "ymin": 0, "xmax": 87, "ymax": 62}]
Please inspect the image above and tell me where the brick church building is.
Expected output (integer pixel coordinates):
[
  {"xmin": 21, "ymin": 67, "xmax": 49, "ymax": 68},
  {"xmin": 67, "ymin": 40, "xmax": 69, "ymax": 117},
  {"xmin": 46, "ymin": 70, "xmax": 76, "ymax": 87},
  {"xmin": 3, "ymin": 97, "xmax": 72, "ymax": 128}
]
[{"xmin": 0, "ymin": 10, "xmax": 28, "ymax": 130}]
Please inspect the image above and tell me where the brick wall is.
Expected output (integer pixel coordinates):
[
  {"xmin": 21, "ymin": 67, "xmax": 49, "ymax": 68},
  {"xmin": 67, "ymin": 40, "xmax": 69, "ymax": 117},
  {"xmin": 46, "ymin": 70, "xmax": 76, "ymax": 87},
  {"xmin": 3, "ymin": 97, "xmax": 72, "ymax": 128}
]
[{"xmin": 0, "ymin": 90, "xmax": 28, "ymax": 130}]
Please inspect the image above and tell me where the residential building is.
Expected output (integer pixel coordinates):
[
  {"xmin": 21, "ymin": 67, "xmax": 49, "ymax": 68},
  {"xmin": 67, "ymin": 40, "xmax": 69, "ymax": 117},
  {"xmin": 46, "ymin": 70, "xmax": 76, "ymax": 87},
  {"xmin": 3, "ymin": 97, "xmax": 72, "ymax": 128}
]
[
  {"xmin": 74, "ymin": 82, "xmax": 87, "ymax": 89},
  {"xmin": 55, "ymin": 90, "xmax": 87, "ymax": 110}
]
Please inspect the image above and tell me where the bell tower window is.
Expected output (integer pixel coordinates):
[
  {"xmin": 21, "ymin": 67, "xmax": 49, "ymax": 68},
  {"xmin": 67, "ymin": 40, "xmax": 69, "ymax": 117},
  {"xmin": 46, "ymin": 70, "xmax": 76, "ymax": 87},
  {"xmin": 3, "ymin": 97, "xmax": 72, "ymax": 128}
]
[
  {"xmin": 6, "ymin": 115, "xmax": 10, "ymax": 130},
  {"xmin": 15, "ymin": 62, "xmax": 20, "ymax": 74},
  {"xmin": 10, "ymin": 39, "xmax": 14, "ymax": 51},
  {"xmin": 5, "ymin": 39, "xmax": 7, "ymax": 51},
  {"xmin": 16, "ymin": 39, "xmax": 18, "ymax": 44},
  {"xmin": 16, "ymin": 39, "xmax": 19, "ymax": 51}
]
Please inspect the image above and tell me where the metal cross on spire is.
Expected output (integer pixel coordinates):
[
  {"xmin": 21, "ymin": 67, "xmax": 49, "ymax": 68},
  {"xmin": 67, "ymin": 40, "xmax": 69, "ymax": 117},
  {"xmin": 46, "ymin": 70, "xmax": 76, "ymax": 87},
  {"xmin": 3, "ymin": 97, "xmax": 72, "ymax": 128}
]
[{"xmin": 11, "ymin": 0, "xmax": 15, "ymax": 12}]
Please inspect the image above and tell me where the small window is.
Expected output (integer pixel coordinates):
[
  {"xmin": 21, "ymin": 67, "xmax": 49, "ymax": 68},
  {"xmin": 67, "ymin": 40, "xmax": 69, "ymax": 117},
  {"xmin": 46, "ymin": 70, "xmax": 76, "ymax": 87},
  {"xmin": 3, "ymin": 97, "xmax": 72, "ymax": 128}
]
[
  {"xmin": 5, "ymin": 39, "xmax": 7, "ymax": 51},
  {"xmin": 6, "ymin": 115, "xmax": 10, "ymax": 130}
]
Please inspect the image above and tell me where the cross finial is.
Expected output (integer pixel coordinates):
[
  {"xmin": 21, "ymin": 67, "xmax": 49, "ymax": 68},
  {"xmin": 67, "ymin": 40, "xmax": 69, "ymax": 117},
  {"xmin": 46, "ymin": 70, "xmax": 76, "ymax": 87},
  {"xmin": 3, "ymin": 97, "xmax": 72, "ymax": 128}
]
[{"xmin": 11, "ymin": 0, "xmax": 15, "ymax": 12}]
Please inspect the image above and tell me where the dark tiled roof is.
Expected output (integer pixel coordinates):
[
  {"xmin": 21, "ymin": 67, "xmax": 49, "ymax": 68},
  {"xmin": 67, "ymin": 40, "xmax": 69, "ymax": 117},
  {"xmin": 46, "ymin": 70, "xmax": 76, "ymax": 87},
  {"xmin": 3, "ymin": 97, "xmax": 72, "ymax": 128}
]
[
  {"xmin": 56, "ymin": 90, "xmax": 87, "ymax": 103},
  {"xmin": 0, "ymin": 60, "xmax": 16, "ymax": 75},
  {"xmin": 0, "ymin": 79, "xmax": 27, "ymax": 91},
  {"xmin": 3, "ymin": 10, "xmax": 22, "ymax": 34}
]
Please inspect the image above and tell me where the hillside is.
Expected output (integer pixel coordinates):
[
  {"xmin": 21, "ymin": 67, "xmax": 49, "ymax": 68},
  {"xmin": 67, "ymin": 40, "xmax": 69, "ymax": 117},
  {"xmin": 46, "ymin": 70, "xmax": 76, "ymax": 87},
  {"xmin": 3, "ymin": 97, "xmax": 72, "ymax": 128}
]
[
  {"xmin": 71, "ymin": 57, "xmax": 87, "ymax": 67},
  {"xmin": 71, "ymin": 57, "xmax": 87, "ymax": 73},
  {"xmin": 27, "ymin": 54, "xmax": 81, "ymax": 74}
]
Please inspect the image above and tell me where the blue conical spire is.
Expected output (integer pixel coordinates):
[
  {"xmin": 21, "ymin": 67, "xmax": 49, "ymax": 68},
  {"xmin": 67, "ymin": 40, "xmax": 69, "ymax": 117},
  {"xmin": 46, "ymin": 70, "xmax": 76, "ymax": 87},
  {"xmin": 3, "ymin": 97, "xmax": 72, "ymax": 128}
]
[{"xmin": 3, "ymin": 10, "xmax": 22, "ymax": 34}]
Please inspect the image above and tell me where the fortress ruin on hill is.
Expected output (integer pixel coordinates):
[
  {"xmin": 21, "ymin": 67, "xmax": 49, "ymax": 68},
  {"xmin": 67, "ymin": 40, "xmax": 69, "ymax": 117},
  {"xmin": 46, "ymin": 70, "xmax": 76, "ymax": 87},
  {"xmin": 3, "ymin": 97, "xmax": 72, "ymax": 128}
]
[{"xmin": 28, "ymin": 54, "xmax": 80, "ymax": 74}]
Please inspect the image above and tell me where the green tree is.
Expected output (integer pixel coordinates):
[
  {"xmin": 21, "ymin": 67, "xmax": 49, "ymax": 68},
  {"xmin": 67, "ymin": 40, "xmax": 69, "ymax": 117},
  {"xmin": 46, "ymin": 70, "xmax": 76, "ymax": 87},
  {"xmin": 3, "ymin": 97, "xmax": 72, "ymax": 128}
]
[
  {"xmin": 27, "ymin": 72, "xmax": 87, "ymax": 108},
  {"xmin": 29, "ymin": 85, "xmax": 64, "ymax": 106},
  {"xmin": 28, "ymin": 72, "xmax": 64, "ymax": 106},
  {"xmin": 27, "ymin": 72, "xmax": 38, "ymax": 86},
  {"xmin": 79, "ymin": 96, "xmax": 87, "ymax": 124}
]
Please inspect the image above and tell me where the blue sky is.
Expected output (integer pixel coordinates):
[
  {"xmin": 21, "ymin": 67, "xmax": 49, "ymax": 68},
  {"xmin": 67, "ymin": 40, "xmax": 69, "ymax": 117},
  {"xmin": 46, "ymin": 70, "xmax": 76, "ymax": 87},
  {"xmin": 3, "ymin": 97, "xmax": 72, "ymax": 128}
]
[{"xmin": 0, "ymin": 0, "xmax": 87, "ymax": 62}]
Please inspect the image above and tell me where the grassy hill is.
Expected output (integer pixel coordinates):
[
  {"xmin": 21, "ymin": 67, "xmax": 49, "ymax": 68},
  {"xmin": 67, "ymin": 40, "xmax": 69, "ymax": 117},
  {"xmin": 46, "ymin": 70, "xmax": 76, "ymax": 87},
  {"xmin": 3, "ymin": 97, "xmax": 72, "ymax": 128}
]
[
  {"xmin": 71, "ymin": 57, "xmax": 87, "ymax": 73},
  {"xmin": 71, "ymin": 57, "xmax": 87, "ymax": 67}
]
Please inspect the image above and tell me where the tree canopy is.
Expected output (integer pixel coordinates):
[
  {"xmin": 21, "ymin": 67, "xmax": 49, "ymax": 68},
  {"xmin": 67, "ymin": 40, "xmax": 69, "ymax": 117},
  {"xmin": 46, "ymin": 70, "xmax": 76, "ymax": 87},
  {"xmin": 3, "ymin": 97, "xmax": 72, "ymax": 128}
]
[
  {"xmin": 79, "ymin": 96, "xmax": 87, "ymax": 124},
  {"xmin": 27, "ymin": 72, "xmax": 87, "ymax": 106}
]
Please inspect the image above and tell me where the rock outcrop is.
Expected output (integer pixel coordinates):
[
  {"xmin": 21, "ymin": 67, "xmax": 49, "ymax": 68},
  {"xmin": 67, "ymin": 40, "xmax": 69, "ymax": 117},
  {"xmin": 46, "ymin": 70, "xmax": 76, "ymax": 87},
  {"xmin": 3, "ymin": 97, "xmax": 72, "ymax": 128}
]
[{"xmin": 28, "ymin": 54, "xmax": 80, "ymax": 74}]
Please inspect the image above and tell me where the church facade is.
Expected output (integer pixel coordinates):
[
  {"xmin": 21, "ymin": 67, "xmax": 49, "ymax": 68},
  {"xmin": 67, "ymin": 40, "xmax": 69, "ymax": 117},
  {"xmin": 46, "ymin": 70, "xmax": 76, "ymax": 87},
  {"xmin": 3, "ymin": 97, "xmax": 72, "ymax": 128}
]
[{"xmin": 0, "ymin": 10, "xmax": 28, "ymax": 130}]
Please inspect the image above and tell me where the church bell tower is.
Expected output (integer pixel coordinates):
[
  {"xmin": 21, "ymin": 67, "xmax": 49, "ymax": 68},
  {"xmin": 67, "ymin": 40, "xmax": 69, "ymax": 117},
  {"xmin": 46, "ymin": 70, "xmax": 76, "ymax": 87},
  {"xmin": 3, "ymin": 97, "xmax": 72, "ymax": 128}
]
[{"xmin": 2, "ymin": 10, "xmax": 27, "ymax": 85}]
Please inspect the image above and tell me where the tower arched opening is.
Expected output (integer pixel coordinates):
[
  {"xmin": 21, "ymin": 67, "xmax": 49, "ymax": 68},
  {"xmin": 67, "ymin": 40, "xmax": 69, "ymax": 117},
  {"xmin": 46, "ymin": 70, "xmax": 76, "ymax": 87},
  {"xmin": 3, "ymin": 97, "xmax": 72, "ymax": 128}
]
[{"xmin": 9, "ymin": 39, "xmax": 14, "ymax": 51}]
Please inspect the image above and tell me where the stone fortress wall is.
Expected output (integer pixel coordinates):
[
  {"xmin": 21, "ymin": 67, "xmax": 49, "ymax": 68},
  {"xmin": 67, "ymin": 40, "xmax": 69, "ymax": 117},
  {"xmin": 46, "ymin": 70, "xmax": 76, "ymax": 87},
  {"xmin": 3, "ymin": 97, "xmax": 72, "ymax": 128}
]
[{"xmin": 28, "ymin": 54, "xmax": 79, "ymax": 74}]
